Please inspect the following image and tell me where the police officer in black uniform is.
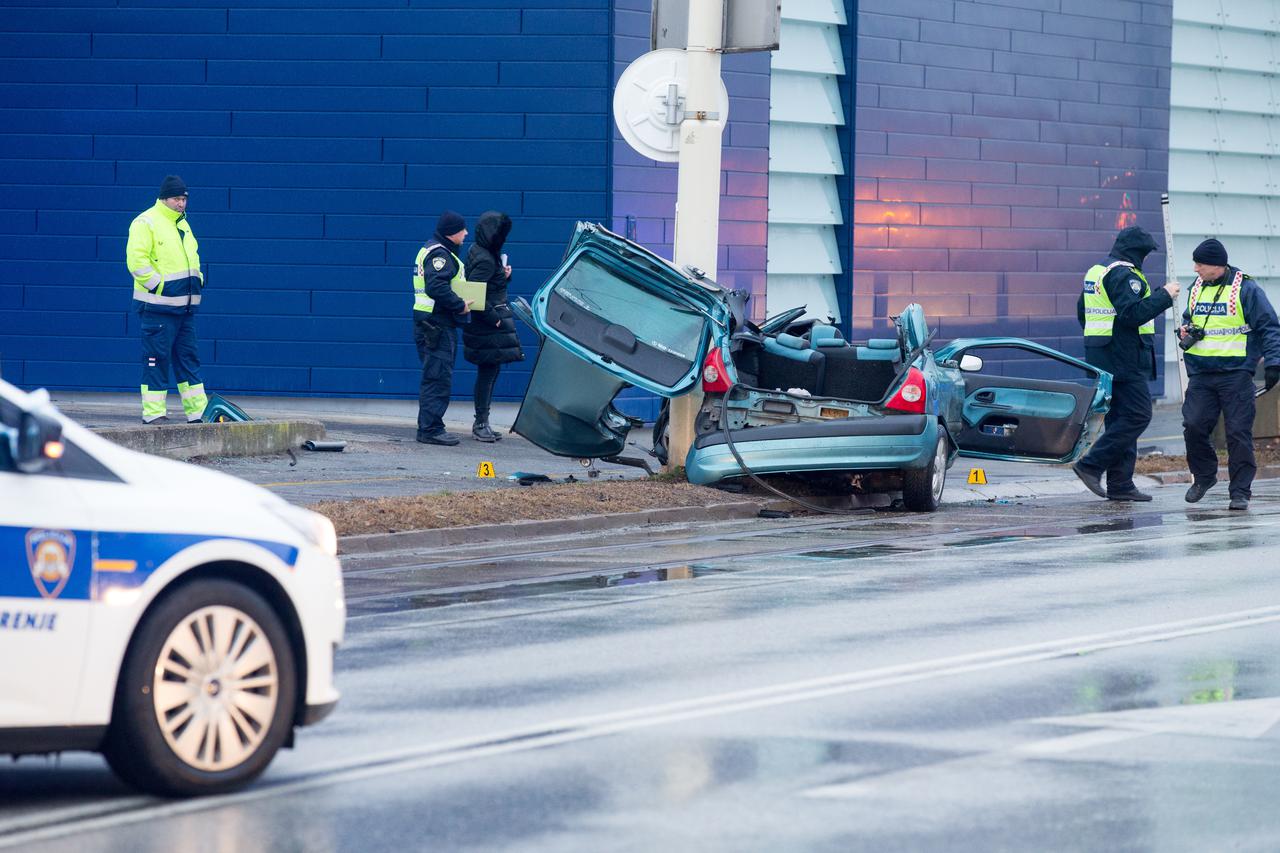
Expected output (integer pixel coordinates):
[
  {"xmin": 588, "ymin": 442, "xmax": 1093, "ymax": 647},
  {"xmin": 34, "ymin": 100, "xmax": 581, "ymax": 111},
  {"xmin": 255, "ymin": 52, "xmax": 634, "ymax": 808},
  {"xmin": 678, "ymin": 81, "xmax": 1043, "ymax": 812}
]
[
  {"xmin": 412, "ymin": 211, "xmax": 472, "ymax": 446},
  {"xmin": 1072, "ymin": 225, "xmax": 1180, "ymax": 501},
  {"xmin": 1179, "ymin": 238, "xmax": 1280, "ymax": 510}
]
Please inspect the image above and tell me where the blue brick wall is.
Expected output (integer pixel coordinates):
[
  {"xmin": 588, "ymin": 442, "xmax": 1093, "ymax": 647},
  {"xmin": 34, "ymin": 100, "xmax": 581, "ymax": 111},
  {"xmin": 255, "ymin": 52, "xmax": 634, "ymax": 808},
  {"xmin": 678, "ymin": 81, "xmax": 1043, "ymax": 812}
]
[
  {"xmin": 610, "ymin": 0, "xmax": 770, "ymax": 418},
  {"xmin": 0, "ymin": 1, "xmax": 612, "ymax": 402},
  {"xmin": 854, "ymin": 0, "xmax": 1173, "ymax": 385}
]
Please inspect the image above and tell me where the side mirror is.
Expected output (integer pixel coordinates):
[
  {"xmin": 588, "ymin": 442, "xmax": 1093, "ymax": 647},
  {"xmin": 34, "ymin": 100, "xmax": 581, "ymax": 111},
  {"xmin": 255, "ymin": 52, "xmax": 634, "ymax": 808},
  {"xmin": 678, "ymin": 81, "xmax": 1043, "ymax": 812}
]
[
  {"xmin": 959, "ymin": 354, "xmax": 984, "ymax": 372},
  {"xmin": 13, "ymin": 410, "xmax": 63, "ymax": 474}
]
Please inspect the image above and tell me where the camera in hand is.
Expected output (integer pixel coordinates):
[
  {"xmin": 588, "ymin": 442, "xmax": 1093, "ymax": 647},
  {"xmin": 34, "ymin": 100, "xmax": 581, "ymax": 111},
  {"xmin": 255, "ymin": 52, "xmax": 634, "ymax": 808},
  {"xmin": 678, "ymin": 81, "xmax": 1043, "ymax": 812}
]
[{"xmin": 1179, "ymin": 325, "xmax": 1206, "ymax": 351}]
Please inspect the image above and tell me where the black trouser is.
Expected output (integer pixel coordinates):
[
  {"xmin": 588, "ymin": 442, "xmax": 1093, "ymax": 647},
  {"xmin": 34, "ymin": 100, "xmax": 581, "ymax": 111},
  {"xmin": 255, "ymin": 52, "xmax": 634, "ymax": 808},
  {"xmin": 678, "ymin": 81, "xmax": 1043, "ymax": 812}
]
[
  {"xmin": 1079, "ymin": 378, "xmax": 1152, "ymax": 494},
  {"xmin": 1183, "ymin": 370, "xmax": 1256, "ymax": 499},
  {"xmin": 413, "ymin": 313, "xmax": 456, "ymax": 436},
  {"xmin": 473, "ymin": 362, "xmax": 500, "ymax": 422}
]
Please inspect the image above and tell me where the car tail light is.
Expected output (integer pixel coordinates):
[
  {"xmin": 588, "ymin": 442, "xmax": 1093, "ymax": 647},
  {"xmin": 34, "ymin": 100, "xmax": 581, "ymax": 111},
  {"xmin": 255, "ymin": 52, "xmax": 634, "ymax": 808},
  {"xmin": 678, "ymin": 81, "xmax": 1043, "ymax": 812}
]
[
  {"xmin": 702, "ymin": 347, "xmax": 732, "ymax": 393},
  {"xmin": 885, "ymin": 367, "xmax": 926, "ymax": 414}
]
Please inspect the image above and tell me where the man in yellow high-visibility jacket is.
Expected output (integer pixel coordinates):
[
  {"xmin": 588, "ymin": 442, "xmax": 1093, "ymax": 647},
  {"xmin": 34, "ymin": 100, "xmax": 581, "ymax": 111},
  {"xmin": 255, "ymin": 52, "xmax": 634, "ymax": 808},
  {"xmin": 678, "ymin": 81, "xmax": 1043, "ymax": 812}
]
[
  {"xmin": 412, "ymin": 210, "xmax": 473, "ymax": 445},
  {"xmin": 125, "ymin": 175, "xmax": 208, "ymax": 424},
  {"xmin": 1179, "ymin": 238, "xmax": 1280, "ymax": 510},
  {"xmin": 1073, "ymin": 226, "xmax": 1180, "ymax": 501}
]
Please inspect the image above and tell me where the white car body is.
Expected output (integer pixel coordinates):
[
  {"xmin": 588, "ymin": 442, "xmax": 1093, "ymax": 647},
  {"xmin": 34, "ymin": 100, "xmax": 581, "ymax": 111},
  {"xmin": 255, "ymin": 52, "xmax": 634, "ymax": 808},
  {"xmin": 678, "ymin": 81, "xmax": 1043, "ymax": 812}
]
[{"xmin": 0, "ymin": 379, "xmax": 344, "ymax": 790}]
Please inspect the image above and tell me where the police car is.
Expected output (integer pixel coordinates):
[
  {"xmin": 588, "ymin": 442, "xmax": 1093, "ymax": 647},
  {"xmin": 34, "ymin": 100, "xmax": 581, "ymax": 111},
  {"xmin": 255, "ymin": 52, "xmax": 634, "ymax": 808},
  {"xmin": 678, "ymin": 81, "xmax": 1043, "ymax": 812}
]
[{"xmin": 0, "ymin": 378, "xmax": 344, "ymax": 797}]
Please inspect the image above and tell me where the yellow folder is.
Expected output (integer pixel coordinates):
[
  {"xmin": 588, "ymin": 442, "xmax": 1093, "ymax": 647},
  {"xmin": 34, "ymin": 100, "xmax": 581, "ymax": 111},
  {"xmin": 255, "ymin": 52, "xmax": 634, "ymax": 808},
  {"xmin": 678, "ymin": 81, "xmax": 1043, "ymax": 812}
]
[{"xmin": 452, "ymin": 279, "xmax": 486, "ymax": 311}]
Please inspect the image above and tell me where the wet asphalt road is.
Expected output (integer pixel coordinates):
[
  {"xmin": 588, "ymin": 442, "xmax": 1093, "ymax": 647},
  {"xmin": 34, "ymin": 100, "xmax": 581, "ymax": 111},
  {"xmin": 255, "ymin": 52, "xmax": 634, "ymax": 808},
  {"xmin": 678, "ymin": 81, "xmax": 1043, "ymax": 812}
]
[{"xmin": 4, "ymin": 483, "xmax": 1280, "ymax": 852}]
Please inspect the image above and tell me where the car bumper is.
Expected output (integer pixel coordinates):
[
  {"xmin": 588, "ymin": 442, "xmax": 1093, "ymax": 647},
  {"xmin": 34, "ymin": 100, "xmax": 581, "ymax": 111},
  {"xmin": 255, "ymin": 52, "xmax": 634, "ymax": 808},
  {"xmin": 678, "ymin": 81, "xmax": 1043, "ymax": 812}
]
[{"xmin": 685, "ymin": 415, "xmax": 937, "ymax": 485}]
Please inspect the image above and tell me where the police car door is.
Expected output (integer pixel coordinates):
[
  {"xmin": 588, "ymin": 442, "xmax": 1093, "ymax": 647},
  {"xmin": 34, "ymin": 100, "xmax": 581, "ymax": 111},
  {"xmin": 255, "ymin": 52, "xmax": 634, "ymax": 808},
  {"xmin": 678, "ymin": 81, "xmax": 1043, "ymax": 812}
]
[{"xmin": 0, "ymin": 393, "xmax": 94, "ymax": 727}]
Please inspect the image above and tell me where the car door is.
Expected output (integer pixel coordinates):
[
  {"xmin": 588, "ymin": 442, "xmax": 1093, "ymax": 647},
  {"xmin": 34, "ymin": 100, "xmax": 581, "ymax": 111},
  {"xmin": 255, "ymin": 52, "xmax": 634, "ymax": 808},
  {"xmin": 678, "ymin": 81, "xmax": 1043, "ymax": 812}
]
[
  {"xmin": 0, "ymin": 393, "xmax": 96, "ymax": 727},
  {"xmin": 513, "ymin": 223, "xmax": 730, "ymax": 457},
  {"xmin": 932, "ymin": 339, "xmax": 1112, "ymax": 463}
]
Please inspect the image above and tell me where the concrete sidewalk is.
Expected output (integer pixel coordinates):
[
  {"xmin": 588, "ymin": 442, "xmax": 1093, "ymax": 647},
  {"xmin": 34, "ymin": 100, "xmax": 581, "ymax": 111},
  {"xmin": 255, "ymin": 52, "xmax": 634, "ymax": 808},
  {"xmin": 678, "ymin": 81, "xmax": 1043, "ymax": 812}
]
[{"xmin": 49, "ymin": 390, "xmax": 1194, "ymax": 511}]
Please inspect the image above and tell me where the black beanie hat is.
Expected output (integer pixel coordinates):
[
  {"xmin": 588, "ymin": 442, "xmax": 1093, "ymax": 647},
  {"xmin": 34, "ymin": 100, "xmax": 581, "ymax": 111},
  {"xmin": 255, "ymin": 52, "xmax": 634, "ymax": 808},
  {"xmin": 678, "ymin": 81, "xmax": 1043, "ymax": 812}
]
[
  {"xmin": 436, "ymin": 210, "xmax": 466, "ymax": 237},
  {"xmin": 1193, "ymin": 238, "xmax": 1228, "ymax": 266},
  {"xmin": 158, "ymin": 175, "xmax": 187, "ymax": 199}
]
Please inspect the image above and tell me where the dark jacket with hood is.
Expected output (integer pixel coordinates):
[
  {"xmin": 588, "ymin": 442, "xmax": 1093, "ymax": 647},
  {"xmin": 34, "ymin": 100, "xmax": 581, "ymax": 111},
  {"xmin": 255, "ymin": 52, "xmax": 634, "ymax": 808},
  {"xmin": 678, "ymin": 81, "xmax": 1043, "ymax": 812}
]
[
  {"xmin": 462, "ymin": 211, "xmax": 524, "ymax": 366},
  {"xmin": 1076, "ymin": 225, "xmax": 1173, "ymax": 382}
]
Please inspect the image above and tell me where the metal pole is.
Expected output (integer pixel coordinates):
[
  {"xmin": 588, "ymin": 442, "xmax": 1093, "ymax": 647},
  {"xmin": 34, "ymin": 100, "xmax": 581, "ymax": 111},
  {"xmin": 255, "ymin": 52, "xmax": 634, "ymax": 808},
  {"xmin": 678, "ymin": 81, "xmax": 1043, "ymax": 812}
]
[
  {"xmin": 667, "ymin": 0, "xmax": 726, "ymax": 473},
  {"xmin": 1161, "ymin": 193, "xmax": 1189, "ymax": 400}
]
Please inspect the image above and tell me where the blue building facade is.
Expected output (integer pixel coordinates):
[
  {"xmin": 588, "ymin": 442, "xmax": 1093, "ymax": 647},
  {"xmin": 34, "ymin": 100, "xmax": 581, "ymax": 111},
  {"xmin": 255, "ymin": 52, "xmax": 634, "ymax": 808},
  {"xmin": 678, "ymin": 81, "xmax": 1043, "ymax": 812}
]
[{"xmin": 0, "ymin": 0, "xmax": 1172, "ymax": 400}]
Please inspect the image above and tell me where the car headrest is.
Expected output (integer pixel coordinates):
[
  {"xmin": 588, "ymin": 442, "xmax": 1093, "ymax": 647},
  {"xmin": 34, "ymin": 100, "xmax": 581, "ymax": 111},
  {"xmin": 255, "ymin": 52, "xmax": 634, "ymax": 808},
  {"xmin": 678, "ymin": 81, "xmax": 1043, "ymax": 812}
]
[
  {"xmin": 856, "ymin": 346, "xmax": 901, "ymax": 362},
  {"xmin": 775, "ymin": 333, "xmax": 807, "ymax": 350},
  {"xmin": 866, "ymin": 338, "xmax": 899, "ymax": 350},
  {"xmin": 808, "ymin": 325, "xmax": 845, "ymax": 348}
]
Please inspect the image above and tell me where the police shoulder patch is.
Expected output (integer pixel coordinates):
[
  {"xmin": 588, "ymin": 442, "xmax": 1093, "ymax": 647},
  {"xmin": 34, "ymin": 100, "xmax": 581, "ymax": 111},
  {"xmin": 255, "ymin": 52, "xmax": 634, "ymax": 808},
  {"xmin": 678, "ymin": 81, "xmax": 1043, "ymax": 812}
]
[
  {"xmin": 1129, "ymin": 278, "xmax": 1142, "ymax": 294},
  {"xmin": 431, "ymin": 256, "xmax": 446, "ymax": 271}
]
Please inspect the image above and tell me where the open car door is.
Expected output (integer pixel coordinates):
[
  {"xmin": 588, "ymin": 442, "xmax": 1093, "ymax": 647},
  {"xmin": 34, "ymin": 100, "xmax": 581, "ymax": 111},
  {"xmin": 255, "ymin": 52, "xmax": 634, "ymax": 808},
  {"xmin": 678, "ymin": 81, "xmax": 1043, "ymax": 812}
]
[
  {"xmin": 933, "ymin": 339, "xmax": 1112, "ymax": 464},
  {"xmin": 512, "ymin": 223, "xmax": 731, "ymax": 458}
]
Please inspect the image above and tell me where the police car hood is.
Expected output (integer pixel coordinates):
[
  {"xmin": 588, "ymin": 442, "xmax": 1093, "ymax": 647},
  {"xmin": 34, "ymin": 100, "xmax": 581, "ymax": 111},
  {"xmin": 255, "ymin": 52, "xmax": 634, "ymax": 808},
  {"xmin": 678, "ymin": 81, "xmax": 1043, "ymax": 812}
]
[
  {"xmin": 1110, "ymin": 226, "xmax": 1158, "ymax": 267},
  {"xmin": 62, "ymin": 417, "xmax": 290, "ymax": 511}
]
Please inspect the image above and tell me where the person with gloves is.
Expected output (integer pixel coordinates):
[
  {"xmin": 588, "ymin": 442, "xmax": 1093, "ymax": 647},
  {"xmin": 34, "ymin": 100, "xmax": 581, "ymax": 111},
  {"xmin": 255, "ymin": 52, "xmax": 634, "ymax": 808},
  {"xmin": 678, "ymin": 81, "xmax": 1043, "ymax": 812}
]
[
  {"xmin": 1178, "ymin": 238, "xmax": 1280, "ymax": 510},
  {"xmin": 411, "ymin": 210, "xmax": 473, "ymax": 446},
  {"xmin": 1073, "ymin": 225, "xmax": 1180, "ymax": 502}
]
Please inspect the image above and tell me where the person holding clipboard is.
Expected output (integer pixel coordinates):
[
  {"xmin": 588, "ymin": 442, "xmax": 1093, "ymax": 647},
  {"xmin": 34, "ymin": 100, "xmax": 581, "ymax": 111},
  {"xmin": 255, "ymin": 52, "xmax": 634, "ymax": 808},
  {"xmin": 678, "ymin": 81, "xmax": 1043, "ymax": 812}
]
[
  {"xmin": 412, "ymin": 210, "xmax": 473, "ymax": 446},
  {"xmin": 462, "ymin": 211, "xmax": 524, "ymax": 443}
]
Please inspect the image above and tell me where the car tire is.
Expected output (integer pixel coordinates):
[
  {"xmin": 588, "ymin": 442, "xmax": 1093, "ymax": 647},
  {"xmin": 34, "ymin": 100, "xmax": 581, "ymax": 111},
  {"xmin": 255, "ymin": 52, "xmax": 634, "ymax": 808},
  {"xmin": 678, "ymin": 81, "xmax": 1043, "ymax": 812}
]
[
  {"xmin": 103, "ymin": 578, "xmax": 297, "ymax": 797},
  {"xmin": 902, "ymin": 428, "xmax": 949, "ymax": 513}
]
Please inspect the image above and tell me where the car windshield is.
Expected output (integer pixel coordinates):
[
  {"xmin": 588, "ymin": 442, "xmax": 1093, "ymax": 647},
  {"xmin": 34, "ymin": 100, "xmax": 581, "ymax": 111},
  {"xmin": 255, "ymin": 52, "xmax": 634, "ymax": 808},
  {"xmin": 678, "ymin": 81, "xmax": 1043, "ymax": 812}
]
[{"xmin": 552, "ymin": 253, "xmax": 705, "ymax": 371}]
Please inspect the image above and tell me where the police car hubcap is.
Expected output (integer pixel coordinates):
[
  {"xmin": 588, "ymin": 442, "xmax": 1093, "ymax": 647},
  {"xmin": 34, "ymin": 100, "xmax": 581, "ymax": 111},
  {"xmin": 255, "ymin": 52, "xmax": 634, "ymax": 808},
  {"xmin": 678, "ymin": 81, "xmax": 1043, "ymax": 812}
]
[{"xmin": 152, "ymin": 605, "xmax": 279, "ymax": 772}]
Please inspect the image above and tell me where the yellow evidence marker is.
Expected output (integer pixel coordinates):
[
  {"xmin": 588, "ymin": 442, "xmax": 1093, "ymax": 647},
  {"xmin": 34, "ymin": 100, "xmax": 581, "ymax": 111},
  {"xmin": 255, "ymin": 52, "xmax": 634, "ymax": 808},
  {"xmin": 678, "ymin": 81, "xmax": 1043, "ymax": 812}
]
[
  {"xmin": 476, "ymin": 461, "xmax": 496, "ymax": 478},
  {"xmin": 967, "ymin": 468, "xmax": 988, "ymax": 485}
]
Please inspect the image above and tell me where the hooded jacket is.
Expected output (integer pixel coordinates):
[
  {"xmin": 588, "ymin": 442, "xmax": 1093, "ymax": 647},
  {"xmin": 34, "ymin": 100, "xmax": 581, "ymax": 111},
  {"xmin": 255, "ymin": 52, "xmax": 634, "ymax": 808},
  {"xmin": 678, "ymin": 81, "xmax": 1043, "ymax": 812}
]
[
  {"xmin": 462, "ymin": 211, "xmax": 524, "ymax": 366},
  {"xmin": 1076, "ymin": 226, "xmax": 1172, "ymax": 382}
]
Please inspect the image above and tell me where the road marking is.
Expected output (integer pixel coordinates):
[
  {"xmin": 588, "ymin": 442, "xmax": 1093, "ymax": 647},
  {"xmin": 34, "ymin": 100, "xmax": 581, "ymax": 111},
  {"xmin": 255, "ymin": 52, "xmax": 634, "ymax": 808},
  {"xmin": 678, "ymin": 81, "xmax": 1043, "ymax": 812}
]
[
  {"xmin": 259, "ymin": 476, "xmax": 413, "ymax": 488},
  {"xmin": 4, "ymin": 604, "xmax": 1280, "ymax": 847}
]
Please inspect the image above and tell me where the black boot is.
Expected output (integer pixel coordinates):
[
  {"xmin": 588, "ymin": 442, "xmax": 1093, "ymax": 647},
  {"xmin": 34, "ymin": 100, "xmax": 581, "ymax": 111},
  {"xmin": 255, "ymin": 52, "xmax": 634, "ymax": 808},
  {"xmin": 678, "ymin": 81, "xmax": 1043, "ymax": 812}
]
[{"xmin": 472, "ymin": 418, "xmax": 498, "ymax": 443}]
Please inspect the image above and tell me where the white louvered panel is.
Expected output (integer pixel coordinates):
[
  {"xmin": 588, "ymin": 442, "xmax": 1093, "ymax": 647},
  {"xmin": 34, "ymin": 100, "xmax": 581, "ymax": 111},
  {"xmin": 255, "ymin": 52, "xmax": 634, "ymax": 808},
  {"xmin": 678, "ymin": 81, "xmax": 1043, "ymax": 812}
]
[
  {"xmin": 1169, "ymin": 192, "xmax": 1220, "ymax": 235},
  {"xmin": 765, "ymin": 274, "xmax": 842, "ymax": 323},
  {"xmin": 1170, "ymin": 66, "xmax": 1221, "ymax": 110},
  {"xmin": 1172, "ymin": 23, "xmax": 1225, "ymax": 68},
  {"xmin": 770, "ymin": 74, "xmax": 844, "ymax": 125},
  {"xmin": 769, "ymin": 123, "xmax": 843, "ymax": 174},
  {"xmin": 1217, "ymin": 69, "xmax": 1274, "ymax": 113},
  {"xmin": 1265, "ymin": 196, "xmax": 1280, "ymax": 234},
  {"xmin": 1208, "ymin": 194, "xmax": 1272, "ymax": 236},
  {"xmin": 767, "ymin": 224, "xmax": 841, "ymax": 274},
  {"xmin": 768, "ymin": 173, "xmax": 842, "ymax": 225},
  {"xmin": 1216, "ymin": 28, "xmax": 1278, "ymax": 74},
  {"xmin": 772, "ymin": 20, "xmax": 844, "ymax": 75},
  {"xmin": 1220, "ymin": 235, "xmax": 1272, "ymax": 273},
  {"xmin": 1215, "ymin": 152, "xmax": 1268, "ymax": 191},
  {"xmin": 1169, "ymin": 151, "xmax": 1220, "ymax": 192},
  {"xmin": 1170, "ymin": 107, "xmax": 1213, "ymax": 152},
  {"xmin": 781, "ymin": 0, "xmax": 846, "ymax": 25},
  {"xmin": 1214, "ymin": 111, "xmax": 1275, "ymax": 155},
  {"xmin": 1174, "ymin": 1, "xmax": 1226, "ymax": 27},
  {"xmin": 1221, "ymin": 0, "xmax": 1280, "ymax": 30}
]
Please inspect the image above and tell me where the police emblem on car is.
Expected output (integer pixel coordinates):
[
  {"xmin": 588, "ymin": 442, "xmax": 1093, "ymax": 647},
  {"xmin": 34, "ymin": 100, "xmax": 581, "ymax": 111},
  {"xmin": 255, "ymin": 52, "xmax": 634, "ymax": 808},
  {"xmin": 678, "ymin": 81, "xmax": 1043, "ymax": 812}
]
[
  {"xmin": 26, "ymin": 528, "xmax": 75, "ymax": 600},
  {"xmin": 432, "ymin": 256, "xmax": 446, "ymax": 271}
]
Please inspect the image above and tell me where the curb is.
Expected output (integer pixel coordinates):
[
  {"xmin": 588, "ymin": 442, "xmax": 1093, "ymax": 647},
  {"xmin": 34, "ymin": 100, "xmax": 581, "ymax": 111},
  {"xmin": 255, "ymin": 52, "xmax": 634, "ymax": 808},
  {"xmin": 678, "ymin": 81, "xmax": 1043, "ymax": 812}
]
[
  {"xmin": 1145, "ymin": 465, "xmax": 1280, "ymax": 485},
  {"xmin": 338, "ymin": 499, "xmax": 778, "ymax": 555},
  {"xmin": 93, "ymin": 418, "xmax": 326, "ymax": 461}
]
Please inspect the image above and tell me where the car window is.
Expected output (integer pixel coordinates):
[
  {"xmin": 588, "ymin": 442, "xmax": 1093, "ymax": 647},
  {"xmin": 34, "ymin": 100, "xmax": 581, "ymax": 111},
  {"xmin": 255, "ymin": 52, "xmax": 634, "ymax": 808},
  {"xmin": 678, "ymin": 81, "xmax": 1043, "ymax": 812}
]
[{"xmin": 546, "ymin": 253, "xmax": 708, "ymax": 387}]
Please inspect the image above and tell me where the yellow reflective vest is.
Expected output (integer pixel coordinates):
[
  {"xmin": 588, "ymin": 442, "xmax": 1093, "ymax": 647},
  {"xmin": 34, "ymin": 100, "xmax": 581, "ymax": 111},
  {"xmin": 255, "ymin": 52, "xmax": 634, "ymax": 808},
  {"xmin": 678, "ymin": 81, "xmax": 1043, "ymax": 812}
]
[
  {"xmin": 413, "ymin": 243, "xmax": 465, "ymax": 314},
  {"xmin": 1082, "ymin": 261, "xmax": 1155, "ymax": 339},
  {"xmin": 1185, "ymin": 271, "xmax": 1250, "ymax": 360},
  {"xmin": 127, "ymin": 200, "xmax": 203, "ymax": 313}
]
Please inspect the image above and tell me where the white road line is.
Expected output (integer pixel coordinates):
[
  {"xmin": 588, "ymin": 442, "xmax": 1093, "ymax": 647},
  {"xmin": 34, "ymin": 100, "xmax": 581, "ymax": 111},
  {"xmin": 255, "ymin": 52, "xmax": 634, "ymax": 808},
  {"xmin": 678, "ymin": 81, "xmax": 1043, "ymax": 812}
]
[{"xmin": 4, "ymin": 604, "xmax": 1280, "ymax": 847}]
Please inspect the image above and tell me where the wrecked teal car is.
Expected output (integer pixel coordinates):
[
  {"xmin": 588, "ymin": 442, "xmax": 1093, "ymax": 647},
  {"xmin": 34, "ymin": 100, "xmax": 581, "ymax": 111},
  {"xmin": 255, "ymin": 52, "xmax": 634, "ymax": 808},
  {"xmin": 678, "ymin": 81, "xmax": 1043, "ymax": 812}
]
[{"xmin": 513, "ymin": 223, "xmax": 1112, "ymax": 511}]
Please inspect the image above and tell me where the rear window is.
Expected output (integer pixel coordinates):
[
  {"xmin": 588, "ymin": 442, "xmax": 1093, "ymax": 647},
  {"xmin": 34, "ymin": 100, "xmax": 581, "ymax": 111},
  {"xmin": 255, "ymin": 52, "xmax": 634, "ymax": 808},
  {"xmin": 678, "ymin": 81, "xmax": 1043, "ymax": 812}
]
[{"xmin": 555, "ymin": 255, "xmax": 704, "ymax": 361}]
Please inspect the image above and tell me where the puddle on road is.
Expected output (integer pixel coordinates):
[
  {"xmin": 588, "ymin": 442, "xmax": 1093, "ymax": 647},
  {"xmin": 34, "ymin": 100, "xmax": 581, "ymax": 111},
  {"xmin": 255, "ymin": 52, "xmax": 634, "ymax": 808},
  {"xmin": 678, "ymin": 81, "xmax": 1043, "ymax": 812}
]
[
  {"xmin": 799, "ymin": 544, "xmax": 923, "ymax": 560},
  {"xmin": 352, "ymin": 564, "xmax": 730, "ymax": 615}
]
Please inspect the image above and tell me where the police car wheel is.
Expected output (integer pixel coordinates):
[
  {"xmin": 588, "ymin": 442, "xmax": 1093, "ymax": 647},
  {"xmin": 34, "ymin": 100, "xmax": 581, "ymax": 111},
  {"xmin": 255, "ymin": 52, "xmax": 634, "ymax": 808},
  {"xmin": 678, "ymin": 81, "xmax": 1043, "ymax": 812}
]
[
  {"xmin": 103, "ymin": 579, "xmax": 297, "ymax": 797},
  {"xmin": 902, "ymin": 429, "xmax": 948, "ymax": 513}
]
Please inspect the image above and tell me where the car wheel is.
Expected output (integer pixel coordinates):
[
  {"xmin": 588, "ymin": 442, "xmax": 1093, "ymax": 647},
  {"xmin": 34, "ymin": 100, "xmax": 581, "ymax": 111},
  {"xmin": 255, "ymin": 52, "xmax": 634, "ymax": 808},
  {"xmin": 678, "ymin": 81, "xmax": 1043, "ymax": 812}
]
[
  {"xmin": 103, "ymin": 578, "xmax": 297, "ymax": 797},
  {"xmin": 902, "ymin": 429, "xmax": 948, "ymax": 512}
]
